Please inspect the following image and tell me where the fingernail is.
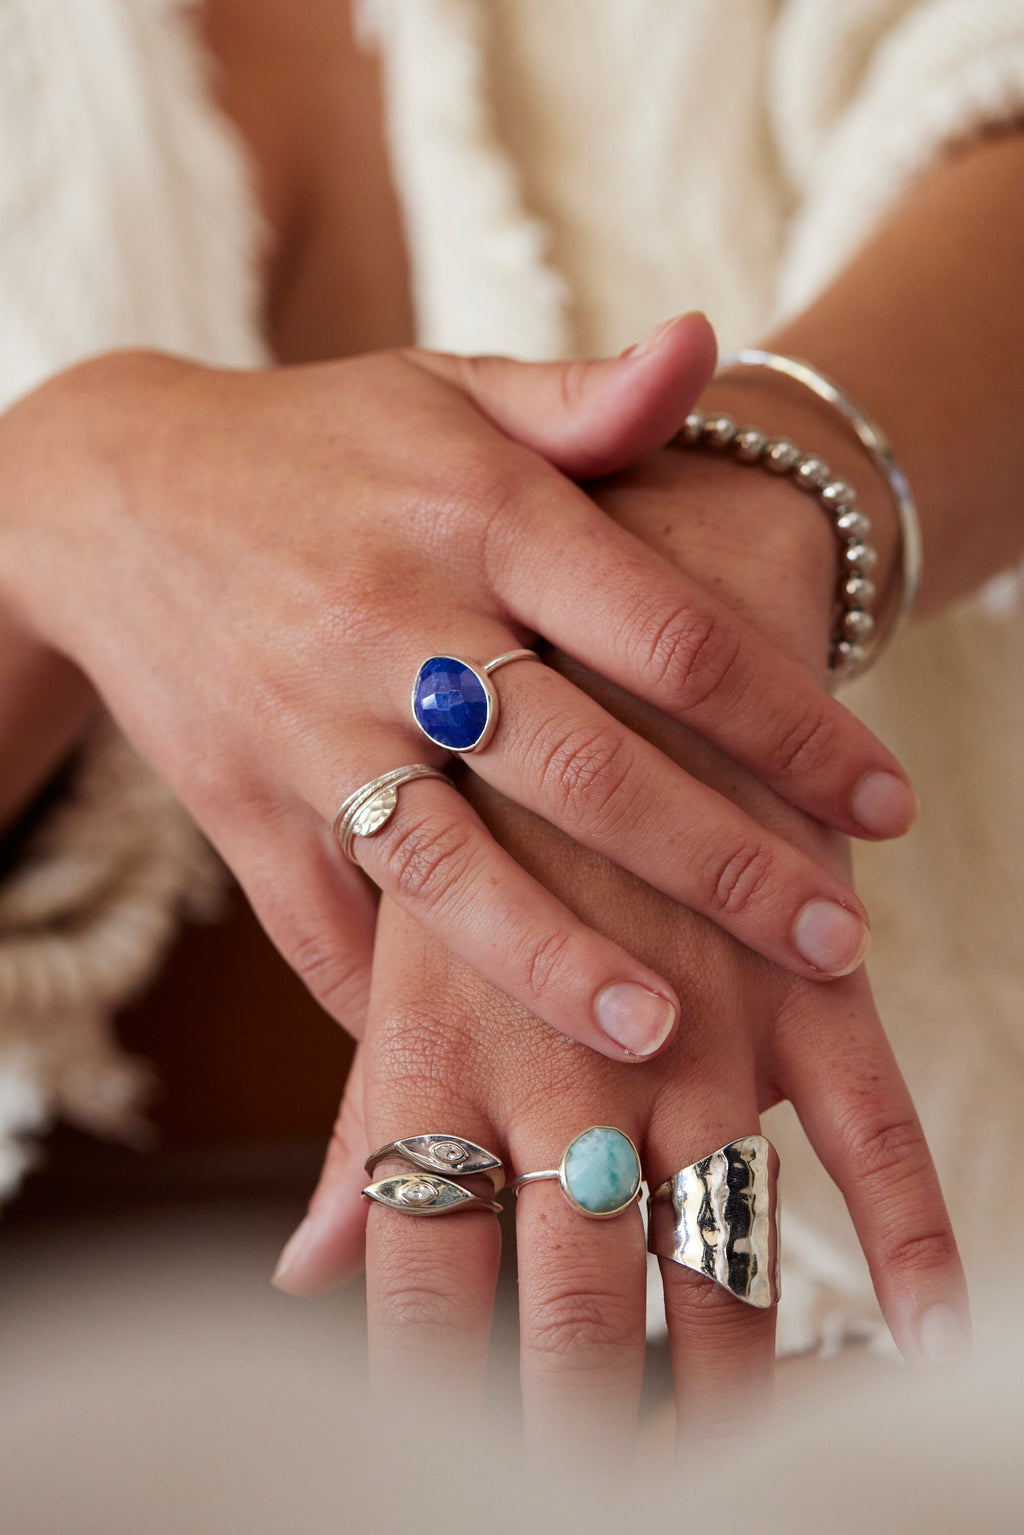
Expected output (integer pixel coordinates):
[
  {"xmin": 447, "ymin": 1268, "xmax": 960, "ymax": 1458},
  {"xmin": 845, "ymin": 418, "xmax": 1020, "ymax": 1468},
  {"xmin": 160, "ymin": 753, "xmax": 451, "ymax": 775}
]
[
  {"xmin": 851, "ymin": 770, "xmax": 919, "ymax": 837},
  {"xmin": 793, "ymin": 900, "xmax": 870, "ymax": 976},
  {"xmin": 272, "ymin": 1216, "xmax": 315, "ymax": 1288},
  {"xmin": 918, "ymin": 1303, "xmax": 971, "ymax": 1364},
  {"xmin": 595, "ymin": 982, "xmax": 676, "ymax": 1056},
  {"xmin": 625, "ymin": 314, "xmax": 682, "ymax": 359}
]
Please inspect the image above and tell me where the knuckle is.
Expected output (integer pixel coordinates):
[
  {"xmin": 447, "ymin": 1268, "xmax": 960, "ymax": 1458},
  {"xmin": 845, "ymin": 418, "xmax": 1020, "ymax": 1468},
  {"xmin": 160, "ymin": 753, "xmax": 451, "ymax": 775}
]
[
  {"xmin": 376, "ymin": 810, "xmax": 477, "ymax": 911},
  {"xmin": 885, "ymin": 1226, "xmax": 961, "ymax": 1282},
  {"xmin": 555, "ymin": 357, "xmax": 590, "ymax": 414},
  {"xmin": 530, "ymin": 1286, "xmax": 638, "ymax": 1366},
  {"xmin": 771, "ymin": 703, "xmax": 840, "ymax": 779},
  {"xmin": 376, "ymin": 1269, "xmax": 472, "ymax": 1341},
  {"xmin": 372, "ymin": 1007, "xmax": 468, "ymax": 1090},
  {"xmin": 665, "ymin": 1267, "xmax": 765, "ymax": 1329},
  {"xmin": 629, "ymin": 602, "xmax": 742, "ymax": 712},
  {"xmin": 846, "ymin": 1112, "xmax": 931, "ymax": 1188},
  {"xmin": 534, "ymin": 720, "xmax": 635, "ymax": 830},
  {"xmin": 368, "ymin": 1006, "xmax": 489, "ymax": 1118},
  {"xmin": 705, "ymin": 841, "xmax": 776, "ymax": 919},
  {"xmin": 287, "ymin": 929, "xmax": 369, "ymax": 1022},
  {"xmin": 521, "ymin": 927, "xmax": 576, "ymax": 1003}
]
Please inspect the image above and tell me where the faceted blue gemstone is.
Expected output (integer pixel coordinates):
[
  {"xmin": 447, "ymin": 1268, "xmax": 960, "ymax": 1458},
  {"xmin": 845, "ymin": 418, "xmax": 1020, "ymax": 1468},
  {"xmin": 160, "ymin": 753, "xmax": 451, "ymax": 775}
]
[
  {"xmin": 412, "ymin": 656, "xmax": 490, "ymax": 751},
  {"xmin": 561, "ymin": 1126, "xmax": 640, "ymax": 1216}
]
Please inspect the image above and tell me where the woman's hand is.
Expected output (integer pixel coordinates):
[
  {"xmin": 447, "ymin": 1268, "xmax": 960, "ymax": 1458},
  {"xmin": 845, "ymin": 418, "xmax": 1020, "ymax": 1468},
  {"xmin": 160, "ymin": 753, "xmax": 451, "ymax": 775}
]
[
  {"xmin": 0, "ymin": 319, "xmax": 913, "ymax": 1057},
  {"xmin": 276, "ymin": 680, "xmax": 967, "ymax": 1450},
  {"xmin": 272, "ymin": 438, "xmax": 968, "ymax": 1447}
]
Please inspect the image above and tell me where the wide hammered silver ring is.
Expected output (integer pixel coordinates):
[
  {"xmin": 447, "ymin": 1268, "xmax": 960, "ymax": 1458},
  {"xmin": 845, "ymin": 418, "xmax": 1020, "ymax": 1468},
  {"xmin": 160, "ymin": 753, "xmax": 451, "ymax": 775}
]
[
  {"xmin": 332, "ymin": 764, "xmax": 450, "ymax": 864},
  {"xmin": 647, "ymin": 1135, "xmax": 780, "ymax": 1309},
  {"xmin": 411, "ymin": 648, "xmax": 539, "ymax": 754}
]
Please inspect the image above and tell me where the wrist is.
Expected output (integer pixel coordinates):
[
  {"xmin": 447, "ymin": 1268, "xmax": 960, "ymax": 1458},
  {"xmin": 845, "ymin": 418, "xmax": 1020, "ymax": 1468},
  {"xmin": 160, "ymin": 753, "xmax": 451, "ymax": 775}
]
[{"xmin": 700, "ymin": 370, "xmax": 903, "ymax": 654}]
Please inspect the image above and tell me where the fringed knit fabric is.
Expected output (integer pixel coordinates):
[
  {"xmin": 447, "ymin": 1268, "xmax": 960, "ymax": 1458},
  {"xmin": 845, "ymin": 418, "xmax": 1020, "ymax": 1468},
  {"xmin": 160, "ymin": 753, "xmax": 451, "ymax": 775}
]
[{"xmin": 0, "ymin": 0, "xmax": 267, "ymax": 1200}]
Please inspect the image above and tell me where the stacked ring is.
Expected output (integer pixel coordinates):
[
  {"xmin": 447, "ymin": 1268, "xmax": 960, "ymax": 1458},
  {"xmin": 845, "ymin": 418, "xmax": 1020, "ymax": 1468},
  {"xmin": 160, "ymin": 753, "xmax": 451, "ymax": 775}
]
[
  {"xmin": 512, "ymin": 1126, "xmax": 642, "ymax": 1220},
  {"xmin": 364, "ymin": 1134, "xmax": 505, "ymax": 1191},
  {"xmin": 333, "ymin": 763, "xmax": 450, "ymax": 864},
  {"xmin": 647, "ymin": 1135, "xmax": 780, "ymax": 1309},
  {"xmin": 411, "ymin": 648, "xmax": 539, "ymax": 753},
  {"xmin": 362, "ymin": 1132, "xmax": 505, "ymax": 1217}
]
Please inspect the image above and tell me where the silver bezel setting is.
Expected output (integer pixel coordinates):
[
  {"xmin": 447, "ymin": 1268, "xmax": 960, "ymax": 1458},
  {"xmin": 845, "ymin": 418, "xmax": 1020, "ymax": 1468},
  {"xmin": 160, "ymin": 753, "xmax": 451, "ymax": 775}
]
[{"xmin": 555, "ymin": 1126, "xmax": 642, "ymax": 1220}]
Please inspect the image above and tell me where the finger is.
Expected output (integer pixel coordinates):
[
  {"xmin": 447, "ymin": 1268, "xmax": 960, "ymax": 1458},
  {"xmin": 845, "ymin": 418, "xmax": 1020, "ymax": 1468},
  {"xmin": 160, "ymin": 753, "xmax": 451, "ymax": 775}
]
[
  {"xmin": 513, "ymin": 1115, "xmax": 648, "ymax": 1465},
  {"xmin": 273, "ymin": 1046, "xmax": 371, "ymax": 1295},
  {"xmin": 412, "ymin": 311, "xmax": 718, "ymax": 478},
  {"xmin": 215, "ymin": 806, "xmax": 378, "ymax": 1040},
  {"xmin": 471, "ymin": 659, "xmax": 873, "ymax": 981},
  {"xmin": 778, "ymin": 980, "xmax": 971, "ymax": 1366},
  {"xmin": 348, "ymin": 772, "xmax": 681, "ymax": 1060},
  {"xmin": 484, "ymin": 481, "xmax": 917, "ymax": 840},
  {"xmin": 362, "ymin": 914, "xmax": 502, "ymax": 1399},
  {"xmin": 647, "ymin": 1062, "xmax": 776, "ymax": 1447}
]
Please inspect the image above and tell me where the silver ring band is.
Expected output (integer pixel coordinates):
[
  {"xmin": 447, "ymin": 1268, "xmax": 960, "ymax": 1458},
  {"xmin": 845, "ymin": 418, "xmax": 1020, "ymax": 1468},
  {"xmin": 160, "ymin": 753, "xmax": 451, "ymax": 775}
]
[
  {"xmin": 647, "ymin": 1135, "xmax": 780, "ymax": 1308},
  {"xmin": 332, "ymin": 763, "xmax": 450, "ymax": 864},
  {"xmin": 365, "ymin": 1133, "xmax": 505, "ymax": 1192},
  {"xmin": 482, "ymin": 647, "xmax": 538, "ymax": 675}
]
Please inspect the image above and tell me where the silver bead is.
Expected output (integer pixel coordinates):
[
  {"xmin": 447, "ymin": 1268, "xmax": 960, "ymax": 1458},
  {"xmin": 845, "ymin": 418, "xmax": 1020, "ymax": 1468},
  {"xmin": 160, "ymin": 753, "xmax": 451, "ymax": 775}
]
[
  {"xmin": 842, "ymin": 608, "xmax": 875, "ymax": 642},
  {"xmin": 821, "ymin": 480, "xmax": 857, "ymax": 512},
  {"xmin": 794, "ymin": 456, "xmax": 831, "ymax": 492},
  {"xmin": 676, "ymin": 412, "xmax": 705, "ymax": 446},
  {"xmin": 843, "ymin": 575, "xmax": 876, "ymax": 607},
  {"xmin": 831, "ymin": 640, "xmax": 866, "ymax": 676},
  {"xmin": 835, "ymin": 509, "xmax": 871, "ymax": 539},
  {"xmin": 733, "ymin": 427, "xmax": 768, "ymax": 463},
  {"xmin": 842, "ymin": 541, "xmax": 878, "ymax": 574},
  {"xmin": 704, "ymin": 414, "xmax": 737, "ymax": 450},
  {"xmin": 763, "ymin": 439, "xmax": 801, "ymax": 473}
]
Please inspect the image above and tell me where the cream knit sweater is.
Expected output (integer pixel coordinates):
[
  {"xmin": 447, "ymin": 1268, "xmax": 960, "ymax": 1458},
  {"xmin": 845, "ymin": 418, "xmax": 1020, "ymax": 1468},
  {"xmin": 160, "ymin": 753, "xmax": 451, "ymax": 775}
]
[{"xmin": 2, "ymin": 0, "xmax": 1023, "ymax": 1354}]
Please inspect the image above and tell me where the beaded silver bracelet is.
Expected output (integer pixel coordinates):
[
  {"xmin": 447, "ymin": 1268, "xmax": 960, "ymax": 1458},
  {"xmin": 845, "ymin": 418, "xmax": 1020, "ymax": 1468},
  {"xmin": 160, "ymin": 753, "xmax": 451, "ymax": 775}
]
[
  {"xmin": 719, "ymin": 349, "xmax": 922, "ymax": 622},
  {"xmin": 673, "ymin": 410, "xmax": 878, "ymax": 681}
]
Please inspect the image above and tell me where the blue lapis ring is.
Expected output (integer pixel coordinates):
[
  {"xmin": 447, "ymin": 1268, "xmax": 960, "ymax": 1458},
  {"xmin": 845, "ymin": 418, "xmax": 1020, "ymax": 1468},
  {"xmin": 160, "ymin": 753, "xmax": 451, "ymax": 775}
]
[{"xmin": 411, "ymin": 648, "xmax": 538, "ymax": 754}]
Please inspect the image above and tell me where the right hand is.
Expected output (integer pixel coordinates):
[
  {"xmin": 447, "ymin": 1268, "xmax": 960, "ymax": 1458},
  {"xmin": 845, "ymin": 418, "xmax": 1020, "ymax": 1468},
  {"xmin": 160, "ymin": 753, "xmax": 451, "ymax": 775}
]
[{"xmin": 0, "ymin": 316, "xmax": 914, "ymax": 1056}]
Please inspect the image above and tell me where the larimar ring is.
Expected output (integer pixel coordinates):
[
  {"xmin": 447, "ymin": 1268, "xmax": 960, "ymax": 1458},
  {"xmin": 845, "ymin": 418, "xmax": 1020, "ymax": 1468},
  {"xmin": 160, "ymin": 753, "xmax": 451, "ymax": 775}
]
[
  {"xmin": 333, "ymin": 763, "xmax": 450, "ymax": 864},
  {"xmin": 364, "ymin": 1133, "xmax": 505, "ymax": 1192},
  {"xmin": 647, "ymin": 1135, "xmax": 780, "ymax": 1309},
  {"xmin": 411, "ymin": 648, "xmax": 539, "ymax": 753},
  {"xmin": 511, "ymin": 1126, "xmax": 641, "ymax": 1219}
]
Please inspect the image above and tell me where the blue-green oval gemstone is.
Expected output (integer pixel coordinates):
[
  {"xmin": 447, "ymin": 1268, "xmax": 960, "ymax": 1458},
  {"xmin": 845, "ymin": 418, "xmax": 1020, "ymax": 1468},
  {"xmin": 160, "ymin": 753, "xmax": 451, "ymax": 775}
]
[{"xmin": 561, "ymin": 1127, "xmax": 640, "ymax": 1215}]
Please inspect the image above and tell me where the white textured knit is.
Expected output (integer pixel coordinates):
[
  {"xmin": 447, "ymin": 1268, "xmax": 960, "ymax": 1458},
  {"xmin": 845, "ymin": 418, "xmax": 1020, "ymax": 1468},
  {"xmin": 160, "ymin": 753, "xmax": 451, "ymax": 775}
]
[
  {"xmin": 0, "ymin": 0, "xmax": 266, "ymax": 1196},
  {"xmin": 2, "ymin": 0, "xmax": 1023, "ymax": 1356}
]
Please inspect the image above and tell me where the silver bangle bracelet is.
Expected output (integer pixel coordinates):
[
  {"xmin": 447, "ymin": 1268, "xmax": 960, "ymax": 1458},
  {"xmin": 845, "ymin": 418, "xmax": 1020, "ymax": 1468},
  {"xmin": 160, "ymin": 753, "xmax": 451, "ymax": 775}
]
[
  {"xmin": 718, "ymin": 349, "xmax": 922, "ymax": 622},
  {"xmin": 673, "ymin": 410, "xmax": 879, "ymax": 681}
]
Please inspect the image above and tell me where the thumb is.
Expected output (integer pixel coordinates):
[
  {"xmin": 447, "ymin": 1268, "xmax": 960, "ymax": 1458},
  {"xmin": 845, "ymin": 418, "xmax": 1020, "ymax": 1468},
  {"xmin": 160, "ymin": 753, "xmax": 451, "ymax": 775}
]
[
  {"xmin": 272, "ymin": 1046, "xmax": 369, "ymax": 1296},
  {"xmin": 414, "ymin": 310, "xmax": 718, "ymax": 479}
]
